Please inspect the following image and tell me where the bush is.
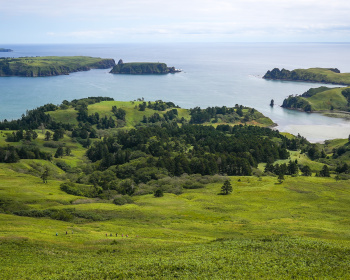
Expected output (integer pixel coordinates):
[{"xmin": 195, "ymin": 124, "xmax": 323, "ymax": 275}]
[
  {"xmin": 60, "ymin": 182, "xmax": 98, "ymax": 198},
  {"xmin": 113, "ymin": 195, "xmax": 133, "ymax": 206}
]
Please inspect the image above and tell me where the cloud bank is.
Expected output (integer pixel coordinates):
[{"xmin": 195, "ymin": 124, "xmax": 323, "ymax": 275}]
[{"xmin": 1, "ymin": 0, "xmax": 350, "ymax": 43}]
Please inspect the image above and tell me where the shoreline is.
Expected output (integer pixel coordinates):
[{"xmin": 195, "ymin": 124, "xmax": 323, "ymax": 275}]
[{"xmin": 281, "ymin": 106, "xmax": 350, "ymax": 120}]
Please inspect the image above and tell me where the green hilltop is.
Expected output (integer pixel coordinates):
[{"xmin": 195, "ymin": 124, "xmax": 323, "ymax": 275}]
[
  {"xmin": 0, "ymin": 56, "xmax": 115, "ymax": 77},
  {"xmin": 281, "ymin": 86, "xmax": 350, "ymax": 116},
  {"xmin": 263, "ymin": 67, "xmax": 350, "ymax": 85},
  {"xmin": 1, "ymin": 97, "xmax": 350, "ymax": 278}
]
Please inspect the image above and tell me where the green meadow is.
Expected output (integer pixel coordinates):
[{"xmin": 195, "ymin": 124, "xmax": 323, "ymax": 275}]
[
  {"xmin": 1, "ymin": 159, "xmax": 350, "ymax": 279},
  {"xmin": 1, "ymin": 98, "xmax": 350, "ymax": 279}
]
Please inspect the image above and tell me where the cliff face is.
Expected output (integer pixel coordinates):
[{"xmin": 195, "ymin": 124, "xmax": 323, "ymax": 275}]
[
  {"xmin": 110, "ymin": 62, "xmax": 180, "ymax": 74},
  {"xmin": 0, "ymin": 57, "xmax": 115, "ymax": 77}
]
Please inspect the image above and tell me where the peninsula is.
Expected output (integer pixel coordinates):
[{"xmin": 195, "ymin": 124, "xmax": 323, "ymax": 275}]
[
  {"xmin": 0, "ymin": 56, "xmax": 115, "ymax": 77},
  {"xmin": 110, "ymin": 59, "xmax": 181, "ymax": 74},
  {"xmin": 0, "ymin": 48, "xmax": 13, "ymax": 52},
  {"xmin": 263, "ymin": 67, "xmax": 350, "ymax": 85}
]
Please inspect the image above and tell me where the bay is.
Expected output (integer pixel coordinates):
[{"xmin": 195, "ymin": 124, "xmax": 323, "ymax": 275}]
[{"xmin": 1, "ymin": 43, "xmax": 350, "ymax": 142}]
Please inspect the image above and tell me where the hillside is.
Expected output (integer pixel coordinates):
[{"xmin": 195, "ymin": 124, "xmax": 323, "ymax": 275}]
[
  {"xmin": 263, "ymin": 67, "xmax": 350, "ymax": 85},
  {"xmin": 281, "ymin": 86, "xmax": 350, "ymax": 113},
  {"xmin": 110, "ymin": 61, "xmax": 180, "ymax": 74},
  {"xmin": 0, "ymin": 56, "xmax": 116, "ymax": 77},
  {"xmin": 1, "ymin": 97, "xmax": 350, "ymax": 278}
]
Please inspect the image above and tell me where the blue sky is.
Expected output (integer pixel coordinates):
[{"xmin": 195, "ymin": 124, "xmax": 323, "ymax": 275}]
[{"xmin": 1, "ymin": 0, "xmax": 350, "ymax": 43}]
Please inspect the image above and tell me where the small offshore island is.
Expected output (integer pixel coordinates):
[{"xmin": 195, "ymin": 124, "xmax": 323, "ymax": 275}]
[
  {"xmin": 0, "ymin": 56, "xmax": 115, "ymax": 77},
  {"xmin": 110, "ymin": 59, "xmax": 181, "ymax": 74},
  {"xmin": 0, "ymin": 48, "xmax": 13, "ymax": 52}
]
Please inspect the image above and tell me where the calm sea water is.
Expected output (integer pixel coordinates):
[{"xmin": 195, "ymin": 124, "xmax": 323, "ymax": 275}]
[{"xmin": 1, "ymin": 43, "xmax": 350, "ymax": 142}]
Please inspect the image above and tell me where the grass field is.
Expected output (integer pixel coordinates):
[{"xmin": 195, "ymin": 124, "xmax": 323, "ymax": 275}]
[{"xmin": 1, "ymin": 160, "xmax": 350, "ymax": 279}]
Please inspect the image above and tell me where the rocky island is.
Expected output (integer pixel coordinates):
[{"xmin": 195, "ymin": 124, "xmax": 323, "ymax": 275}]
[
  {"xmin": 0, "ymin": 48, "xmax": 13, "ymax": 52},
  {"xmin": 0, "ymin": 56, "xmax": 115, "ymax": 77},
  {"xmin": 110, "ymin": 59, "xmax": 181, "ymax": 74},
  {"xmin": 263, "ymin": 67, "xmax": 350, "ymax": 85}
]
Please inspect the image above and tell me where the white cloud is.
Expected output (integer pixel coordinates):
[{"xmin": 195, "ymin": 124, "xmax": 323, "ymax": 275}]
[{"xmin": 2, "ymin": 0, "xmax": 350, "ymax": 42}]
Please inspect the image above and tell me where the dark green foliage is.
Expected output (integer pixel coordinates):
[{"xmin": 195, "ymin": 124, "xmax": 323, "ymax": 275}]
[
  {"xmin": 0, "ymin": 145, "xmax": 51, "ymax": 163},
  {"xmin": 110, "ymin": 62, "xmax": 178, "ymax": 74},
  {"xmin": 221, "ymin": 180, "xmax": 233, "ymax": 195},
  {"xmin": 341, "ymin": 88, "xmax": 350, "ymax": 104},
  {"xmin": 263, "ymin": 68, "xmax": 340, "ymax": 84},
  {"xmin": 282, "ymin": 95, "xmax": 311, "ymax": 111},
  {"xmin": 154, "ymin": 189, "xmax": 164, "ymax": 197},
  {"xmin": 54, "ymin": 147, "xmax": 64, "ymax": 158},
  {"xmin": 318, "ymin": 165, "xmax": 330, "ymax": 177},
  {"xmin": 112, "ymin": 106, "xmax": 126, "ymax": 121},
  {"xmin": 113, "ymin": 195, "xmax": 133, "ymax": 205},
  {"xmin": 41, "ymin": 168, "xmax": 49, "ymax": 183},
  {"xmin": 87, "ymin": 124, "xmax": 291, "ymax": 178},
  {"xmin": 146, "ymin": 100, "xmax": 179, "ymax": 111},
  {"xmin": 335, "ymin": 163, "xmax": 349, "ymax": 174},
  {"xmin": 301, "ymin": 165, "xmax": 312, "ymax": 176},
  {"xmin": 302, "ymin": 86, "xmax": 332, "ymax": 97},
  {"xmin": 60, "ymin": 182, "xmax": 99, "ymax": 198}
]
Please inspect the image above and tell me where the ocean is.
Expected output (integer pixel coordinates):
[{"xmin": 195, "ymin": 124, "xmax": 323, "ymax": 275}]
[{"xmin": 1, "ymin": 42, "xmax": 350, "ymax": 142}]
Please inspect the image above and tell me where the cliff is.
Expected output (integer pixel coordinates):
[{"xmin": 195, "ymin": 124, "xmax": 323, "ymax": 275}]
[
  {"xmin": 0, "ymin": 56, "xmax": 115, "ymax": 77},
  {"xmin": 110, "ymin": 62, "xmax": 181, "ymax": 74}
]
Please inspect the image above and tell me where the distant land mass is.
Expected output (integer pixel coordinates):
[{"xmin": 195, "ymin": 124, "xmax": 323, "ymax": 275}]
[
  {"xmin": 0, "ymin": 56, "xmax": 115, "ymax": 77},
  {"xmin": 110, "ymin": 59, "xmax": 181, "ymax": 74},
  {"xmin": 0, "ymin": 48, "xmax": 13, "ymax": 52},
  {"xmin": 263, "ymin": 67, "xmax": 350, "ymax": 85}
]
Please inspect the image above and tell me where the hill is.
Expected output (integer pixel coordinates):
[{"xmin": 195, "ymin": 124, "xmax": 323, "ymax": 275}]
[
  {"xmin": 110, "ymin": 61, "xmax": 180, "ymax": 74},
  {"xmin": 1, "ymin": 97, "xmax": 350, "ymax": 278},
  {"xmin": 0, "ymin": 56, "xmax": 116, "ymax": 77},
  {"xmin": 281, "ymin": 86, "xmax": 350, "ymax": 113},
  {"xmin": 263, "ymin": 67, "xmax": 350, "ymax": 85}
]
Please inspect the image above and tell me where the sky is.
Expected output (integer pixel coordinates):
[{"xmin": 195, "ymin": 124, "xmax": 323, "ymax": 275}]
[{"xmin": 1, "ymin": 0, "xmax": 350, "ymax": 44}]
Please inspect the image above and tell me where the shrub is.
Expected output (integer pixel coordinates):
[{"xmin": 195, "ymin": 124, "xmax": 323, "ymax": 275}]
[{"xmin": 113, "ymin": 195, "xmax": 133, "ymax": 206}]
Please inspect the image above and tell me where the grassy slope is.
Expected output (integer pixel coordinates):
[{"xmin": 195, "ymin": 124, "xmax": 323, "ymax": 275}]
[
  {"xmin": 303, "ymin": 87, "xmax": 348, "ymax": 111},
  {"xmin": 1, "ymin": 164, "xmax": 350, "ymax": 278},
  {"xmin": 1, "ymin": 101, "xmax": 348, "ymax": 278},
  {"xmin": 295, "ymin": 68, "xmax": 350, "ymax": 85}
]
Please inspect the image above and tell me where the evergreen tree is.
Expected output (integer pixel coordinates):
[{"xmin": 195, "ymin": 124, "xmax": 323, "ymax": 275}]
[{"xmin": 221, "ymin": 180, "xmax": 233, "ymax": 195}]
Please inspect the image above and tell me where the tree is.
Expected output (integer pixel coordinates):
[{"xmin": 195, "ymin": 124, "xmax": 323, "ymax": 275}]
[
  {"xmin": 54, "ymin": 146, "xmax": 64, "ymax": 158},
  {"xmin": 221, "ymin": 180, "xmax": 233, "ymax": 195},
  {"xmin": 278, "ymin": 172, "xmax": 284, "ymax": 183},
  {"xmin": 154, "ymin": 189, "xmax": 164, "ymax": 197},
  {"xmin": 41, "ymin": 168, "xmax": 49, "ymax": 183},
  {"xmin": 319, "ymin": 165, "xmax": 330, "ymax": 177},
  {"xmin": 301, "ymin": 165, "xmax": 312, "ymax": 176}
]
